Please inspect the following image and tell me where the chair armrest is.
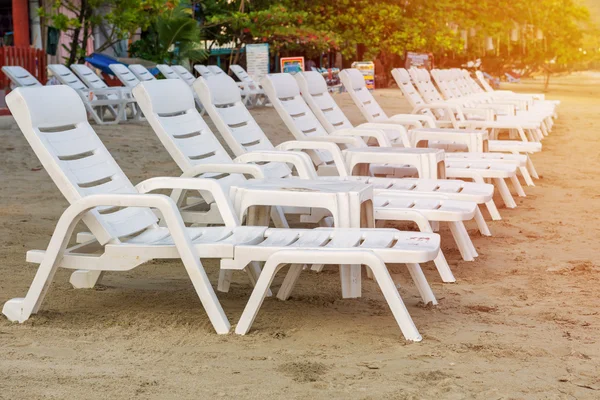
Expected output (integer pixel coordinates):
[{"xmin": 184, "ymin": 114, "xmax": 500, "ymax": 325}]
[
  {"xmin": 234, "ymin": 150, "xmax": 317, "ymax": 179},
  {"xmin": 45, "ymin": 193, "xmax": 189, "ymax": 250},
  {"xmin": 335, "ymin": 127, "xmax": 392, "ymax": 147},
  {"xmin": 355, "ymin": 122, "xmax": 412, "ymax": 147},
  {"xmin": 287, "ymin": 134, "xmax": 366, "ymax": 148},
  {"xmin": 389, "ymin": 113, "xmax": 437, "ymax": 128},
  {"xmin": 136, "ymin": 177, "xmax": 239, "ymax": 227},
  {"xmin": 276, "ymin": 140, "xmax": 349, "ymax": 177},
  {"xmin": 177, "ymin": 163, "xmax": 265, "ymax": 179},
  {"xmin": 461, "ymin": 107, "xmax": 495, "ymax": 121}
]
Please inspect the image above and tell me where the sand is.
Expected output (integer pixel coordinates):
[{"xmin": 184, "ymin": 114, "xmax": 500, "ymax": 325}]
[{"xmin": 1, "ymin": 73, "xmax": 599, "ymax": 399}]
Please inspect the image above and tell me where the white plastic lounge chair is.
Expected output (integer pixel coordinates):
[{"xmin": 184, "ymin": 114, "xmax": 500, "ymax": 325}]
[
  {"xmin": 156, "ymin": 64, "xmax": 180, "ymax": 80},
  {"xmin": 392, "ymin": 68, "xmax": 542, "ymax": 181},
  {"xmin": 171, "ymin": 65, "xmax": 197, "ymax": 86},
  {"xmin": 70, "ymin": 64, "xmax": 143, "ymax": 122},
  {"xmin": 48, "ymin": 64, "xmax": 131, "ymax": 125},
  {"xmin": 229, "ymin": 64, "xmax": 269, "ymax": 106},
  {"xmin": 2, "ymin": 66, "xmax": 42, "ymax": 88},
  {"xmin": 194, "ymin": 64, "xmax": 256, "ymax": 106},
  {"xmin": 4, "ymin": 84, "xmax": 444, "ymax": 342},
  {"xmin": 156, "ymin": 64, "xmax": 205, "ymax": 112},
  {"xmin": 194, "ymin": 64, "xmax": 212, "ymax": 77},
  {"xmin": 192, "ymin": 75, "xmax": 485, "ymax": 266},
  {"xmin": 128, "ymin": 64, "xmax": 157, "ymax": 82},
  {"xmin": 208, "ymin": 65, "xmax": 226, "ymax": 75},
  {"xmin": 109, "ymin": 63, "xmax": 141, "ymax": 88},
  {"xmin": 137, "ymin": 79, "xmax": 479, "ymax": 285}
]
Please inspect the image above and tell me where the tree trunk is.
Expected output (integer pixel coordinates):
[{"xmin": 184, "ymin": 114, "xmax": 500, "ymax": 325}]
[
  {"xmin": 78, "ymin": 3, "xmax": 94, "ymax": 64},
  {"xmin": 543, "ymin": 69, "xmax": 550, "ymax": 92},
  {"xmin": 67, "ymin": 0, "xmax": 87, "ymax": 65}
]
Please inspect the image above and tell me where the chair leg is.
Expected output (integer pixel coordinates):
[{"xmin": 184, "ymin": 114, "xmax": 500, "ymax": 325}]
[
  {"xmin": 494, "ymin": 178, "xmax": 517, "ymax": 208},
  {"xmin": 277, "ymin": 264, "xmax": 304, "ymax": 300},
  {"xmin": 484, "ymin": 200, "xmax": 502, "ymax": 221},
  {"xmin": 526, "ymin": 156, "xmax": 540, "ymax": 179},
  {"xmin": 236, "ymin": 262, "xmax": 287, "ymax": 335},
  {"xmin": 433, "ymin": 250, "xmax": 456, "ymax": 283},
  {"xmin": 69, "ymin": 270, "xmax": 104, "ymax": 289},
  {"xmin": 448, "ymin": 221, "xmax": 475, "ymax": 261},
  {"xmin": 474, "ymin": 207, "xmax": 491, "ymax": 236},
  {"xmin": 270, "ymin": 206, "xmax": 289, "ymax": 228},
  {"xmin": 510, "ymin": 175, "xmax": 526, "ymax": 197},
  {"xmin": 369, "ymin": 261, "xmax": 422, "ymax": 342},
  {"xmin": 405, "ymin": 263, "xmax": 437, "ymax": 305},
  {"xmin": 217, "ymin": 270, "xmax": 233, "ymax": 292},
  {"xmin": 519, "ymin": 166, "xmax": 535, "ymax": 186},
  {"xmin": 456, "ymin": 220, "xmax": 478, "ymax": 258}
]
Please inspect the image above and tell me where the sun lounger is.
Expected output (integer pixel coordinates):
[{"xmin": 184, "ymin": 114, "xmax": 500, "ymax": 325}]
[
  {"xmin": 48, "ymin": 64, "xmax": 133, "ymax": 125},
  {"xmin": 2, "ymin": 66, "xmax": 43, "ymax": 88}
]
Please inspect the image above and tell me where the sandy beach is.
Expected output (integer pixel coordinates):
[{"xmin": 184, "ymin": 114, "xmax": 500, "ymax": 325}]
[{"xmin": 1, "ymin": 73, "xmax": 599, "ymax": 399}]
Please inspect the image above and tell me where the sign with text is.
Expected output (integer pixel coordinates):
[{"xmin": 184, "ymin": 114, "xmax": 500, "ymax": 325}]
[
  {"xmin": 405, "ymin": 52, "xmax": 433, "ymax": 70},
  {"xmin": 246, "ymin": 43, "xmax": 269, "ymax": 82},
  {"xmin": 280, "ymin": 57, "xmax": 305, "ymax": 73}
]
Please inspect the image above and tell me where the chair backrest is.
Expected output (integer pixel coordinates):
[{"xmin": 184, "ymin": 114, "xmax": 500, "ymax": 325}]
[
  {"xmin": 70, "ymin": 64, "xmax": 108, "ymax": 89},
  {"xmin": 409, "ymin": 68, "xmax": 446, "ymax": 104},
  {"xmin": 229, "ymin": 64, "xmax": 257, "ymax": 90},
  {"xmin": 462, "ymin": 70, "xmax": 485, "ymax": 94},
  {"xmin": 194, "ymin": 73, "xmax": 293, "ymax": 179},
  {"xmin": 6, "ymin": 85, "xmax": 158, "ymax": 245},
  {"xmin": 129, "ymin": 64, "xmax": 156, "ymax": 82},
  {"xmin": 295, "ymin": 71, "xmax": 354, "ymax": 132},
  {"xmin": 48, "ymin": 64, "xmax": 88, "ymax": 91},
  {"xmin": 475, "ymin": 70, "xmax": 494, "ymax": 92},
  {"xmin": 156, "ymin": 64, "xmax": 180, "ymax": 80},
  {"xmin": 339, "ymin": 68, "xmax": 389, "ymax": 122},
  {"xmin": 450, "ymin": 69, "xmax": 473, "ymax": 96},
  {"xmin": 132, "ymin": 79, "xmax": 247, "ymax": 190},
  {"xmin": 391, "ymin": 68, "xmax": 426, "ymax": 108},
  {"xmin": 109, "ymin": 63, "xmax": 140, "ymax": 88},
  {"xmin": 194, "ymin": 65, "xmax": 212, "ymax": 77},
  {"xmin": 262, "ymin": 73, "xmax": 369, "ymax": 166},
  {"xmin": 207, "ymin": 65, "xmax": 225, "ymax": 75},
  {"xmin": 2, "ymin": 66, "xmax": 42, "ymax": 87},
  {"xmin": 171, "ymin": 65, "xmax": 196, "ymax": 86},
  {"xmin": 430, "ymin": 69, "xmax": 452, "ymax": 99}
]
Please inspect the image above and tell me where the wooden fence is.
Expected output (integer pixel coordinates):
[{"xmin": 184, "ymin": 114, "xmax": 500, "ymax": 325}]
[{"xmin": 0, "ymin": 47, "xmax": 48, "ymax": 88}]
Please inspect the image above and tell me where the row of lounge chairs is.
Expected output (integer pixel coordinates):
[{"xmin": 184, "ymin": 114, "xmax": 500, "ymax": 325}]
[{"xmin": 2, "ymin": 63, "xmax": 558, "ymax": 341}]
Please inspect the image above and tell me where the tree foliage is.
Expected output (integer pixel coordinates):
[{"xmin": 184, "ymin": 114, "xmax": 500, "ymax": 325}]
[
  {"xmin": 41, "ymin": 0, "xmax": 165, "ymax": 65},
  {"xmin": 129, "ymin": 1, "xmax": 206, "ymax": 64}
]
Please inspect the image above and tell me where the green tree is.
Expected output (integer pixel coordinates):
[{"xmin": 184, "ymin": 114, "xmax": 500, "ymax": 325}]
[
  {"xmin": 41, "ymin": 0, "xmax": 165, "ymax": 65},
  {"xmin": 129, "ymin": 1, "xmax": 206, "ymax": 65}
]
